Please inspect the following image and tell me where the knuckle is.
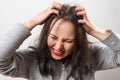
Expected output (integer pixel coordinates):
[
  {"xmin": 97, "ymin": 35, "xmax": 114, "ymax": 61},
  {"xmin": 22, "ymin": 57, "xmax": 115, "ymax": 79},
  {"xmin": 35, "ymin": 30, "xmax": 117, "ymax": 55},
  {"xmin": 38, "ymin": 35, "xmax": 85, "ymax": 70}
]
[{"xmin": 51, "ymin": 9, "xmax": 56, "ymax": 14}]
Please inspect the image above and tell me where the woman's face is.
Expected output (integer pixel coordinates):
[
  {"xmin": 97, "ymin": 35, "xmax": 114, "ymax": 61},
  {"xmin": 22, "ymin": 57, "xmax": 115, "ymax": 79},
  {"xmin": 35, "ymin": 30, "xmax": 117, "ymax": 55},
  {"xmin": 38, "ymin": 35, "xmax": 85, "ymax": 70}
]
[{"xmin": 47, "ymin": 19, "xmax": 75, "ymax": 60}]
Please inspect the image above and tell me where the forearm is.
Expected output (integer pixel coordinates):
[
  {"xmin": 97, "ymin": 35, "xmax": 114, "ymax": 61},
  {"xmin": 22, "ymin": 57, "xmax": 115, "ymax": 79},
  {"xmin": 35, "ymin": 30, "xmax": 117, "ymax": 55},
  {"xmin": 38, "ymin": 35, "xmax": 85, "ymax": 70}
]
[
  {"xmin": 23, "ymin": 2, "xmax": 62, "ymax": 31},
  {"xmin": 94, "ymin": 31, "xmax": 120, "ymax": 70},
  {"xmin": 89, "ymin": 27, "xmax": 111, "ymax": 41},
  {"xmin": 23, "ymin": 17, "xmax": 38, "ymax": 31}
]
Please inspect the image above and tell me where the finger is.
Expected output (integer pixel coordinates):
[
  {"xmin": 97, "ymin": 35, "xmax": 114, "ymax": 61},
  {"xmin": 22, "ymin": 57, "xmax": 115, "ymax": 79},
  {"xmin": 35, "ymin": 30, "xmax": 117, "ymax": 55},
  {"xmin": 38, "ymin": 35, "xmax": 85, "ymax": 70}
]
[
  {"xmin": 50, "ymin": 1, "xmax": 62, "ymax": 10},
  {"xmin": 50, "ymin": 9, "xmax": 59, "ymax": 16},
  {"xmin": 78, "ymin": 19, "xmax": 86, "ymax": 24},
  {"xmin": 77, "ymin": 10, "xmax": 89, "ymax": 22},
  {"xmin": 83, "ymin": 13, "xmax": 89, "ymax": 22},
  {"xmin": 53, "ymin": 1, "xmax": 62, "ymax": 9},
  {"xmin": 75, "ymin": 6, "xmax": 85, "ymax": 12},
  {"xmin": 76, "ymin": 11, "xmax": 86, "ymax": 16}
]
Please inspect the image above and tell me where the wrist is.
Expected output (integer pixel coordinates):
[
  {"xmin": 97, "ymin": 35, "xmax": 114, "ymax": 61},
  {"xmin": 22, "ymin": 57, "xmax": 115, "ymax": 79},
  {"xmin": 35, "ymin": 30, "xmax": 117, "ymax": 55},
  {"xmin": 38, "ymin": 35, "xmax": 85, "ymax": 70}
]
[
  {"xmin": 90, "ymin": 28, "xmax": 111, "ymax": 41},
  {"xmin": 23, "ymin": 18, "xmax": 38, "ymax": 31}
]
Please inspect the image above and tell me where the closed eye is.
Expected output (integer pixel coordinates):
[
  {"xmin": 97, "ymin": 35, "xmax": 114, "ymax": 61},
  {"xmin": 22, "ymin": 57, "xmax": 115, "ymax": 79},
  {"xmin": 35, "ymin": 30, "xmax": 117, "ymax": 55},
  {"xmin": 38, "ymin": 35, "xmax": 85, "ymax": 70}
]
[
  {"xmin": 49, "ymin": 34, "xmax": 57, "ymax": 39},
  {"xmin": 64, "ymin": 39, "xmax": 74, "ymax": 43},
  {"xmin": 51, "ymin": 36, "xmax": 57, "ymax": 39}
]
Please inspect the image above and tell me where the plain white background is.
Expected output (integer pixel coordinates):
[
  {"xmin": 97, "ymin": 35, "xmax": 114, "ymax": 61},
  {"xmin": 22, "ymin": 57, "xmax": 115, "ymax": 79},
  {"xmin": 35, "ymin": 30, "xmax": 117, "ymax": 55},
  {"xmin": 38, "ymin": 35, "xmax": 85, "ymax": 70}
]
[{"xmin": 0, "ymin": 0, "xmax": 120, "ymax": 80}]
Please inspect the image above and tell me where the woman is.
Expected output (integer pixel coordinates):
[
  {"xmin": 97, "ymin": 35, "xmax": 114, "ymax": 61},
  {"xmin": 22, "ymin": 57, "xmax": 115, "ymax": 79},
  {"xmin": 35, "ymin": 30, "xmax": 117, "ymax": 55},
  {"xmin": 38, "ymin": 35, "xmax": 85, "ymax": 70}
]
[{"xmin": 0, "ymin": 1, "xmax": 120, "ymax": 80}]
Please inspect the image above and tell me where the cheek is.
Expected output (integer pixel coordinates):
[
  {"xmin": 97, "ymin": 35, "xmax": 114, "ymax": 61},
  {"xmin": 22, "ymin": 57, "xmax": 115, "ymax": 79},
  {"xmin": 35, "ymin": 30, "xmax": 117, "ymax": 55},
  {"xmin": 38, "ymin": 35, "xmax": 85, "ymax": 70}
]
[
  {"xmin": 65, "ymin": 44, "xmax": 74, "ymax": 53},
  {"xmin": 47, "ymin": 37, "xmax": 54, "ymax": 47}
]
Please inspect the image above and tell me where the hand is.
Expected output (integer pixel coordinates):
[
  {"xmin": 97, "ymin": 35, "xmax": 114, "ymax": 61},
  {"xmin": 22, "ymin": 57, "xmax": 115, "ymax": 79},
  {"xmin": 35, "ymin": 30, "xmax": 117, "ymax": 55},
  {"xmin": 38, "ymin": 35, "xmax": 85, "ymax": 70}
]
[
  {"xmin": 75, "ymin": 6, "xmax": 110, "ymax": 41},
  {"xmin": 75, "ymin": 6, "xmax": 96, "ymax": 35},
  {"xmin": 24, "ymin": 1, "xmax": 62, "ymax": 30}
]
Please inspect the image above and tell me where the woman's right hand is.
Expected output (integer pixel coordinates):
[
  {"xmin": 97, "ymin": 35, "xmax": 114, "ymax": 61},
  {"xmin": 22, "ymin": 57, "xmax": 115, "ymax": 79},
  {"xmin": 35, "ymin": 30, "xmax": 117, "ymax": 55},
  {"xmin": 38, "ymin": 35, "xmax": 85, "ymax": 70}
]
[{"xmin": 24, "ymin": 1, "xmax": 62, "ymax": 30}]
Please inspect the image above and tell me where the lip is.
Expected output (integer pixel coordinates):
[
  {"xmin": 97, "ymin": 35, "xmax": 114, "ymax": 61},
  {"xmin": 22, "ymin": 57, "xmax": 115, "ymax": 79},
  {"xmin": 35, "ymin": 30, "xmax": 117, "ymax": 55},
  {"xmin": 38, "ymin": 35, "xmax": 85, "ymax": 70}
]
[{"xmin": 52, "ymin": 48, "xmax": 63, "ymax": 57}]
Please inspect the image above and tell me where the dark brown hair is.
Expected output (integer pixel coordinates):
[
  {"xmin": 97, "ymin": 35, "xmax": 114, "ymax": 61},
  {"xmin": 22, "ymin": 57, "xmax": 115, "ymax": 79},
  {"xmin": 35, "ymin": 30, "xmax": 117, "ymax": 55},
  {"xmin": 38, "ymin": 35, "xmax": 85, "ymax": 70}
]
[{"xmin": 37, "ymin": 4, "xmax": 90, "ymax": 79}]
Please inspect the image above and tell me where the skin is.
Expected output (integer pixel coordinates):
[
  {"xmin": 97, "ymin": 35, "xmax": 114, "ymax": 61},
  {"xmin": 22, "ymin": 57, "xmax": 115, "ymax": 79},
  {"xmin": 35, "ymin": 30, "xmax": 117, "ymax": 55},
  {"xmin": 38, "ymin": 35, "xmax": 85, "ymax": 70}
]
[
  {"xmin": 24, "ymin": 2, "xmax": 62, "ymax": 30},
  {"xmin": 23, "ymin": 2, "xmax": 110, "ymax": 57},
  {"xmin": 47, "ymin": 19, "xmax": 75, "ymax": 60},
  {"xmin": 23, "ymin": 1, "xmax": 111, "ymax": 52}
]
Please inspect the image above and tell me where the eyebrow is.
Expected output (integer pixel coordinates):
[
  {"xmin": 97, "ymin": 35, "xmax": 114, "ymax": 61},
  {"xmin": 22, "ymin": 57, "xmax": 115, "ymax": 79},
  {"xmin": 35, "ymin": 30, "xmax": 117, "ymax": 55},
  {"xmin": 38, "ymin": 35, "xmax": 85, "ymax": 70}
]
[
  {"xmin": 49, "ymin": 33, "xmax": 56, "ymax": 36},
  {"xmin": 49, "ymin": 33, "xmax": 74, "ymax": 40},
  {"xmin": 49, "ymin": 33, "xmax": 57, "ymax": 38}
]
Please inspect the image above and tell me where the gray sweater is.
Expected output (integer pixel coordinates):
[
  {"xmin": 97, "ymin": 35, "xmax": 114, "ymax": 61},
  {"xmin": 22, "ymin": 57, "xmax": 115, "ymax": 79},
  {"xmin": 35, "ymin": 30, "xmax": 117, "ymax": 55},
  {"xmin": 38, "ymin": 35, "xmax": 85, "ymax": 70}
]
[{"xmin": 0, "ymin": 23, "xmax": 120, "ymax": 80}]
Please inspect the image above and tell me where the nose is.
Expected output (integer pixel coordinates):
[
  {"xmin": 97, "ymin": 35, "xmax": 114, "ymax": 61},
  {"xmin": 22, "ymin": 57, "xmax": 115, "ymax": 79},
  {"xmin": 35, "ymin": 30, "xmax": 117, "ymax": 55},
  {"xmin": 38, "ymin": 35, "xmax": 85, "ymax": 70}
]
[{"xmin": 54, "ymin": 40, "xmax": 63, "ymax": 50}]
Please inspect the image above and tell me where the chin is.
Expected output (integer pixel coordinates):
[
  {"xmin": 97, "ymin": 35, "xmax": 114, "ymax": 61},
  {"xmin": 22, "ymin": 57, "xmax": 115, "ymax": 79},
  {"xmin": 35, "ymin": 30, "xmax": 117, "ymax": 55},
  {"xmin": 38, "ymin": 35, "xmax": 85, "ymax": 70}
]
[{"xmin": 51, "ymin": 55, "xmax": 63, "ymax": 60}]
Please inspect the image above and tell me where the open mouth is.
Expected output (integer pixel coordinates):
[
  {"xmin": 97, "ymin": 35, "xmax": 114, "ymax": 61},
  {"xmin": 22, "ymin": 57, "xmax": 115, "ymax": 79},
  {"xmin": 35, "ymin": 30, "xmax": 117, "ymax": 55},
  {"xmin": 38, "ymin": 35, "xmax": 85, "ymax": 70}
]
[{"xmin": 52, "ymin": 48, "xmax": 63, "ymax": 57}]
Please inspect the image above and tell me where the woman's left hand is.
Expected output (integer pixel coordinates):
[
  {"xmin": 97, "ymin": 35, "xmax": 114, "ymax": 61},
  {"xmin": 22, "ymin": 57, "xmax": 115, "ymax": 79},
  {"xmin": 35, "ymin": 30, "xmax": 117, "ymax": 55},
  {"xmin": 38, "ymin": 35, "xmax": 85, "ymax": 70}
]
[
  {"xmin": 75, "ymin": 6, "xmax": 96, "ymax": 35},
  {"xmin": 75, "ymin": 6, "xmax": 110, "ymax": 41}
]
